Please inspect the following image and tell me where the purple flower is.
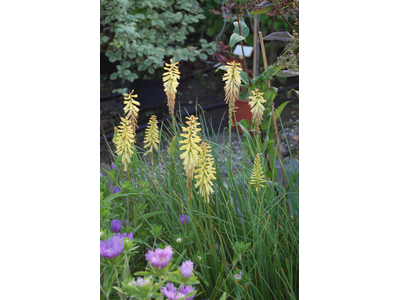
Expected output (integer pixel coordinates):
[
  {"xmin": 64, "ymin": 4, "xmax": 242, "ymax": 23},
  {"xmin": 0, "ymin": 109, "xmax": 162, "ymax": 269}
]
[
  {"xmin": 234, "ymin": 272, "xmax": 242, "ymax": 280},
  {"xmin": 116, "ymin": 232, "xmax": 133, "ymax": 240},
  {"xmin": 179, "ymin": 214, "xmax": 190, "ymax": 225},
  {"xmin": 111, "ymin": 163, "xmax": 116, "ymax": 169},
  {"xmin": 145, "ymin": 246, "xmax": 173, "ymax": 269},
  {"xmin": 110, "ymin": 220, "xmax": 122, "ymax": 233},
  {"xmin": 162, "ymin": 283, "xmax": 196, "ymax": 300},
  {"xmin": 180, "ymin": 260, "xmax": 194, "ymax": 278},
  {"xmin": 100, "ymin": 235, "xmax": 124, "ymax": 259},
  {"xmin": 113, "ymin": 186, "xmax": 121, "ymax": 194},
  {"xmin": 100, "ymin": 172, "xmax": 103, "ymax": 178}
]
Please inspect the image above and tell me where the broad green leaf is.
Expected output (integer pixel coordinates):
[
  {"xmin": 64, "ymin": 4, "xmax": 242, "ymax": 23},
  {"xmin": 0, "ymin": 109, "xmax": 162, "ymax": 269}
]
[
  {"xmin": 239, "ymin": 70, "xmax": 249, "ymax": 86},
  {"xmin": 271, "ymin": 101, "xmax": 290, "ymax": 120},
  {"xmin": 233, "ymin": 21, "xmax": 249, "ymax": 38},
  {"xmin": 263, "ymin": 31, "xmax": 293, "ymax": 42},
  {"xmin": 229, "ymin": 33, "xmax": 245, "ymax": 49}
]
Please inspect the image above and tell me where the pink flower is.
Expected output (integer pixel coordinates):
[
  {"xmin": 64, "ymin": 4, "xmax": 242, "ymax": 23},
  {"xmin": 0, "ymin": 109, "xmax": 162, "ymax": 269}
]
[
  {"xmin": 100, "ymin": 235, "xmax": 123, "ymax": 259},
  {"xmin": 180, "ymin": 260, "xmax": 194, "ymax": 278},
  {"xmin": 162, "ymin": 283, "xmax": 196, "ymax": 300},
  {"xmin": 145, "ymin": 246, "xmax": 173, "ymax": 269}
]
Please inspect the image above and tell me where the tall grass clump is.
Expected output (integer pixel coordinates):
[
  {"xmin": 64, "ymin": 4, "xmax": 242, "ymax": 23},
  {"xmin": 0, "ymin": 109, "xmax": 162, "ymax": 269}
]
[{"xmin": 100, "ymin": 59, "xmax": 299, "ymax": 300}]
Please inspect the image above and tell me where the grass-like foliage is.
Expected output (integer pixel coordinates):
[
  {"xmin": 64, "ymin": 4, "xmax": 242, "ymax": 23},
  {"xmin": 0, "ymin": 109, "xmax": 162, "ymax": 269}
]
[{"xmin": 100, "ymin": 61, "xmax": 299, "ymax": 300}]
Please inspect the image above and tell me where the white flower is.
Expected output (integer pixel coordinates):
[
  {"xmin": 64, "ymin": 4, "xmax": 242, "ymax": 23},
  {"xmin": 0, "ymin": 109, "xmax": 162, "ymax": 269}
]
[
  {"xmin": 100, "ymin": 231, "xmax": 103, "ymax": 236},
  {"xmin": 197, "ymin": 256, "xmax": 201, "ymax": 260},
  {"xmin": 176, "ymin": 238, "xmax": 182, "ymax": 243}
]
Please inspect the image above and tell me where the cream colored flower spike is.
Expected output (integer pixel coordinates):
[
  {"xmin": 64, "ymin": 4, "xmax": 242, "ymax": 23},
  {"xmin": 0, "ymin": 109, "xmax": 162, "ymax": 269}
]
[
  {"xmin": 250, "ymin": 153, "xmax": 265, "ymax": 192},
  {"xmin": 123, "ymin": 89, "xmax": 140, "ymax": 138},
  {"xmin": 143, "ymin": 115, "xmax": 160, "ymax": 155},
  {"xmin": 195, "ymin": 142, "xmax": 217, "ymax": 201},
  {"xmin": 248, "ymin": 88, "xmax": 266, "ymax": 126},
  {"xmin": 114, "ymin": 117, "xmax": 135, "ymax": 172},
  {"xmin": 179, "ymin": 115, "xmax": 202, "ymax": 181},
  {"xmin": 163, "ymin": 59, "xmax": 180, "ymax": 115},
  {"xmin": 222, "ymin": 61, "xmax": 242, "ymax": 105}
]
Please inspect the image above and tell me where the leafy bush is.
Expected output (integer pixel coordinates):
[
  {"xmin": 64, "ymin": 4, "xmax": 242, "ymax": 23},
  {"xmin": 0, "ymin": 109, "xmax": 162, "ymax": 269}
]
[{"xmin": 100, "ymin": 0, "xmax": 216, "ymax": 90}]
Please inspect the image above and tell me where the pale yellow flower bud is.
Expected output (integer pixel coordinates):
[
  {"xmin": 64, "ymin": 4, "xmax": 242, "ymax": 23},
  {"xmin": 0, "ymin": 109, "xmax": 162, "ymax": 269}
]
[
  {"xmin": 195, "ymin": 142, "xmax": 217, "ymax": 201},
  {"xmin": 168, "ymin": 136, "xmax": 177, "ymax": 157},
  {"xmin": 114, "ymin": 117, "xmax": 135, "ymax": 172},
  {"xmin": 179, "ymin": 115, "xmax": 202, "ymax": 181},
  {"xmin": 163, "ymin": 59, "xmax": 180, "ymax": 115},
  {"xmin": 250, "ymin": 153, "xmax": 265, "ymax": 191},
  {"xmin": 248, "ymin": 88, "xmax": 266, "ymax": 126},
  {"xmin": 143, "ymin": 115, "xmax": 160, "ymax": 155},
  {"xmin": 123, "ymin": 89, "xmax": 140, "ymax": 139}
]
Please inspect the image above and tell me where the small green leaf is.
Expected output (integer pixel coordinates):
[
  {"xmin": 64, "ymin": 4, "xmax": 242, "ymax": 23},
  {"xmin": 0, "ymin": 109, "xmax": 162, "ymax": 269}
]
[
  {"xmin": 215, "ymin": 65, "xmax": 228, "ymax": 73},
  {"xmin": 177, "ymin": 291, "xmax": 197, "ymax": 300},
  {"xmin": 250, "ymin": 3, "xmax": 273, "ymax": 15},
  {"xmin": 110, "ymin": 72, "xmax": 118, "ymax": 80},
  {"xmin": 199, "ymin": 53, "xmax": 207, "ymax": 60},
  {"xmin": 134, "ymin": 271, "xmax": 151, "ymax": 276},
  {"xmin": 229, "ymin": 33, "xmax": 245, "ymax": 49},
  {"xmin": 219, "ymin": 292, "xmax": 228, "ymax": 300}
]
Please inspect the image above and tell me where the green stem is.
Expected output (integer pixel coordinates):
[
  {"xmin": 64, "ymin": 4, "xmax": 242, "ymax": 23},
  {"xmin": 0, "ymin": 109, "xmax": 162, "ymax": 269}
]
[
  {"xmin": 173, "ymin": 283, "xmax": 183, "ymax": 300},
  {"xmin": 126, "ymin": 196, "xmax": 129, "ymax": 227},
  {"xmin": 124, "ymin": 253, "xmax": 130, "ymax": 280},
  {"xmin": 114, "ymin": 266, "xmax": 123, "ymax": 300},
  {"xmin": 235, "ymin": 1, "xmax": 252, "ymax": 86},
  {"xmin": 151, "ymin": 151, "xmax": 154, "ymax": 182},
  {"xmin": 160, "ymin": 276, "xmax": 165, "ymax": 300}
]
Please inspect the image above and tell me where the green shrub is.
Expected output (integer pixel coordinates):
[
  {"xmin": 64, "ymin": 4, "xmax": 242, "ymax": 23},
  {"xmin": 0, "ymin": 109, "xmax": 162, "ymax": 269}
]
[{"xmin": 100, "ymin": 0, "xmax": 216, "ymax": 92}]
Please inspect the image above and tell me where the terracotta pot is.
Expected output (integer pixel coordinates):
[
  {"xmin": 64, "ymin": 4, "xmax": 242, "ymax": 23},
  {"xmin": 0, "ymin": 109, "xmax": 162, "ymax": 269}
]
[{"xmin": 232, "ymin": 98, "xmax": 252, "ymax": 133}]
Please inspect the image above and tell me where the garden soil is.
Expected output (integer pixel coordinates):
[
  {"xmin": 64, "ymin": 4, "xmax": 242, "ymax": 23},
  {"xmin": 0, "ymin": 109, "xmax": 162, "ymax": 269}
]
[{"xmin": 100, "ymin": 61, "xmax": 299, "ymax": 174}]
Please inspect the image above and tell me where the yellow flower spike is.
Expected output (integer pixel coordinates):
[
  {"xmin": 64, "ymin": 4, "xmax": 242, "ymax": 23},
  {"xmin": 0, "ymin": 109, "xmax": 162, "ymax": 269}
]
[
  {"xmin": 195, "ymin": 142, "xmax": 217, "ymax": 201},
  {"xmin": 179, "ymin": 115, "xmax": 202, "ymax": 181},
  {"xmin": 123, "ymin": 89, "xmax": 140, "ymax": 137},
  {"xmin": 114, "ymin": 117, "xmax": 135, "ymax": 172},
  {"xmin": 223, "ymin": 61, "xmax": 242, "ymax": 100},
  {"xmin": 248, "ymin": 88, "xmax": 266, "ymax": 126},
  {"xmin": 250, "ymin": 153, "xmax": 265, "ymax": 192},
  {"xmin": 143, "ymin": 115, "xmax": 160, "ymax": 155},
  {"xmin": 163, "ymin": 59, "xmax": 180, "ymax": 115}
]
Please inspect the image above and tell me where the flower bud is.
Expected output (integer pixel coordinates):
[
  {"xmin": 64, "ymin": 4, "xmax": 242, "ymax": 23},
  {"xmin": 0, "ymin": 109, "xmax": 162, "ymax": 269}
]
[
  {"xmin": 180, "ymin": 260, "xmax": 194, "ymax": 278},
  {"xmin": 110, "ymin": 220, "xmax": 122, "ymax": 233}
]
